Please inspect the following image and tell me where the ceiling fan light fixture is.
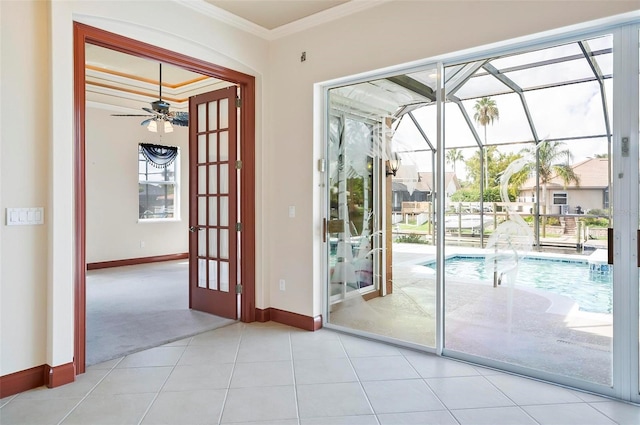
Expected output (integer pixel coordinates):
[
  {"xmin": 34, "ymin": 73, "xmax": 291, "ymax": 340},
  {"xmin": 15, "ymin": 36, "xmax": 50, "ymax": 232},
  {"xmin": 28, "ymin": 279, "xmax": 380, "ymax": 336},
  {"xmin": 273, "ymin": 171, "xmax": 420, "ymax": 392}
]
[
  {"xmin": 147, "ymin": 120, "xmax": 158, "ymax": 132},
  {"xmin": 164, "ymin": 121, "xmax": 174, "ymax": 133}
]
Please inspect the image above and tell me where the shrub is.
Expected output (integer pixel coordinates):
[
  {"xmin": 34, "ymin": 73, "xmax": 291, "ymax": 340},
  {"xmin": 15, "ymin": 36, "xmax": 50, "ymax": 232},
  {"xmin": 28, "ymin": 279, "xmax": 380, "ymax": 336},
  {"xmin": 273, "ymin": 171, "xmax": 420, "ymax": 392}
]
[{"xmin": 395, "ymin": 234, "xmax": 427, "ymax": 244}]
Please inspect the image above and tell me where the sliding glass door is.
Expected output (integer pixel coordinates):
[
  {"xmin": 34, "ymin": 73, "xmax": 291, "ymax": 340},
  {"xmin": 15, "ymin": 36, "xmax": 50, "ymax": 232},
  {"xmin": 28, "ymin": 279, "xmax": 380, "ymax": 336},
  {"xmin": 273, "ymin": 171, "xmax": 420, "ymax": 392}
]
[{"xmin": 323, "ymin": 22, "xmax": 639, "ymax": 402}]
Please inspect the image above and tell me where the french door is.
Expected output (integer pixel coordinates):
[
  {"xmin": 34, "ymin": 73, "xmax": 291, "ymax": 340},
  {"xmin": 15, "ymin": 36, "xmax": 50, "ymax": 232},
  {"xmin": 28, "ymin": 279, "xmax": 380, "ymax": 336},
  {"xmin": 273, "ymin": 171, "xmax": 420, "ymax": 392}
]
[{"xmin": 189, "ymin": 86, "xmax": 239, "ymax": 320}]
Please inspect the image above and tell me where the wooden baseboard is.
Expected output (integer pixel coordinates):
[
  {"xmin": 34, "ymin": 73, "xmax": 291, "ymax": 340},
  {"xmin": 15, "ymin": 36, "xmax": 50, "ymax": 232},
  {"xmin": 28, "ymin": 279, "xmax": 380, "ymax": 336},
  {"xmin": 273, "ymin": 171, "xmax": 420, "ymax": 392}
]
[
  {"xmin": 45, "ymin": 362, "xmax": 75, "ymax": 389},
  {"xmin": 255, "ymin": 307, "xmax": 271, "ymax": 323},
  {"xmin": 255, "ymin": 307, "xmax": 322, "ymax": 331},
  {"xmin": 0, "ymin": 365, "xmax": 45, "ymax": 398},
  {"xmin": 87, "ymin": 253, "xmax": 189, "ymax": 270},
  {"xmin": 0, "ymin": 362, "xmax": 75, "ymax": 398}
]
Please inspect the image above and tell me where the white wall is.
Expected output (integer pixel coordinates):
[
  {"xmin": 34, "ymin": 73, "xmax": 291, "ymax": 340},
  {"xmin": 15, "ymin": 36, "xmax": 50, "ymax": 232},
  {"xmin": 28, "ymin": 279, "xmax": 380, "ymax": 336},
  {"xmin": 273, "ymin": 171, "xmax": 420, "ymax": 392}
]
[
  {"xmin": 266, "ymin": 1, "xmax": 639, "ymax": 318},
  {"xmin": 86, "ymin": 107, "xmax": 189, "ymax": 263},
  {"xmin": 0, "ymin": 0, "xmax": 50, "ymax": 375}
]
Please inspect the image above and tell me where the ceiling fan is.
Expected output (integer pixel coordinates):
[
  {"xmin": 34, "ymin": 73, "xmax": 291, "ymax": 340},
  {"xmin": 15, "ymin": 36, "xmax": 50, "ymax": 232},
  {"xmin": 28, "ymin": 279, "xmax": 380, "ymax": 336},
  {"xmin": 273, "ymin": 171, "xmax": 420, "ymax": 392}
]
[{"xmin": 111, "ymin": 63, "xmax": 188, "ymax": 132}]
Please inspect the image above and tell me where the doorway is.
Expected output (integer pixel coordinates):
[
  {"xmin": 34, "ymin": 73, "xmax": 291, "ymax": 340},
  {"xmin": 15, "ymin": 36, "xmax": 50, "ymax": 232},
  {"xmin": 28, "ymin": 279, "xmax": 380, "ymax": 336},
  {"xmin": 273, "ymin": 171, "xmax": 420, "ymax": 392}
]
[{"xmin": 74, "ymin": 22, "xmax": 256, "ymax": 374}]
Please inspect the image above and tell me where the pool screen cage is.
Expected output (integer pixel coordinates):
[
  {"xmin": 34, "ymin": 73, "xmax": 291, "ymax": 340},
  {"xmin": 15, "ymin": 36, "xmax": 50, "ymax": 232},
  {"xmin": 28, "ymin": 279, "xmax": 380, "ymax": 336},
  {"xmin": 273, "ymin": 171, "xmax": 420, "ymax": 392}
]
[{"xmin": 328, "ymin": 33, "xmax": 612, "ymax": 251}]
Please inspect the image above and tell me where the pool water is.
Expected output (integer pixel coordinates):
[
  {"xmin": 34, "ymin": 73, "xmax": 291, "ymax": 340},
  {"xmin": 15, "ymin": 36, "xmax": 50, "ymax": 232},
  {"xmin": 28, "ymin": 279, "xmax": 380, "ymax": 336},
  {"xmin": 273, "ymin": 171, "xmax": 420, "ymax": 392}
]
[{"xmin": 424, "ymin": 256, "xmax": 612, "ymax": 314}]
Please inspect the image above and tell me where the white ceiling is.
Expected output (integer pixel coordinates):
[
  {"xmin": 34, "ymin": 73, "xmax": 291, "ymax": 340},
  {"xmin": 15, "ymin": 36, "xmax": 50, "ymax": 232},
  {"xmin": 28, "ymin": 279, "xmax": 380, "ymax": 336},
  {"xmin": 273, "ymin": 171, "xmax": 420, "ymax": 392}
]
[{"xmin": 204, "ymin": 0, "xmax": 349, "ymax": 30}]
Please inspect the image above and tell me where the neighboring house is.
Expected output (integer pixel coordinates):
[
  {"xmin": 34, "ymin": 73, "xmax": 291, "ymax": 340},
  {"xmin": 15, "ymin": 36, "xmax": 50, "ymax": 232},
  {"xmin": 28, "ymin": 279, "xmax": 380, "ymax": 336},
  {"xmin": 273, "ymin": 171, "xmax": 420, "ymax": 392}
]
[
  {"xmin": 519, "ymin": 157, "xmax": 609, "ymax": 215},
  {"xmin": 392, "ymin": 166, "xmax": 461, "ymax": 213}
]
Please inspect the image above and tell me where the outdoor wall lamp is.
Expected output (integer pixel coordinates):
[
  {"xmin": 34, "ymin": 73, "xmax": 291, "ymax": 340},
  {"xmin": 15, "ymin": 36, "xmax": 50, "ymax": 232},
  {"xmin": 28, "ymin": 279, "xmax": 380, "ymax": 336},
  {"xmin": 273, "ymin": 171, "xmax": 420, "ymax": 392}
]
[{"xmin": 386, "ymin": 154, "xmax": 401, "ymax": 177}]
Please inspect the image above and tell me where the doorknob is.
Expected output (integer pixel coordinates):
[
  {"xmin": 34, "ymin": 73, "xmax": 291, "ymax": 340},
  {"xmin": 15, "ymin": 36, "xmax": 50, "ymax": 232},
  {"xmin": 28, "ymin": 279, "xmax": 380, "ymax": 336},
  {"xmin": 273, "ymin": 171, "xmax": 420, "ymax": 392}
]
[{"xmin": 189, "ymin": 226, "xmax": 203, "ymax": 233}]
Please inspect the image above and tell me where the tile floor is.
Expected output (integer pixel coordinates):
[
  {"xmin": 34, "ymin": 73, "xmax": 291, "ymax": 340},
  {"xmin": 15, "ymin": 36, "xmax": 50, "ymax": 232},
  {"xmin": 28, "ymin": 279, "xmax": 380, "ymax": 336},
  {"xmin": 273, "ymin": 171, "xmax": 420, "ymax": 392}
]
[{"xmin": 1, "ymin": 321, "xmax": 640, "ymax": 425}]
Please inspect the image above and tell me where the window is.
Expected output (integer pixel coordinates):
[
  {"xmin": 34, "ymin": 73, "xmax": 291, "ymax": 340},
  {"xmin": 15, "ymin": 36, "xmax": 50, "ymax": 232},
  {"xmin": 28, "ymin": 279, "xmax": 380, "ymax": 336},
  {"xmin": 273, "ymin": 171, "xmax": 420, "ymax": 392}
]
[
  {"xmin": 553, "ymin": 192, "xmax": 567, "ymax": 205},
  {"xmin": 138, "ymin": 144, "xmax": 179, "ymax": 220}
]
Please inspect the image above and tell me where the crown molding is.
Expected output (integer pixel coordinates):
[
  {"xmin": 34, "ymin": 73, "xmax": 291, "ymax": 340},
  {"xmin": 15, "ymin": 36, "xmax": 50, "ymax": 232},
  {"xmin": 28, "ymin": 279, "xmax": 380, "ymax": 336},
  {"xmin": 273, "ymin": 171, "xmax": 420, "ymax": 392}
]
[
  {"xmin": 270, "ymin": 0, "xmax": 392, "ymax": 40},
  {"xmin": 174, "ymin": 0, "xmax": 271, "ymax": 39},
  {"xmin": 174, "ymin": 0, "xmax": 392, "ymax": 41}
]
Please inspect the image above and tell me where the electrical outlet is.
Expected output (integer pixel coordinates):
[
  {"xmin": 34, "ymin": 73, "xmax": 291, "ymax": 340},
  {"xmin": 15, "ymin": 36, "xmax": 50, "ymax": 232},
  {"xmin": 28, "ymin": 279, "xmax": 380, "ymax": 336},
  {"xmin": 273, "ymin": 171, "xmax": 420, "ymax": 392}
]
[
  {"xmin": 140, "ymin": 240, "xmax": 145, "ymax": 248},
  {"xmin": 279, "ymin": 279, "xmax": 286, "ymax": 291}
]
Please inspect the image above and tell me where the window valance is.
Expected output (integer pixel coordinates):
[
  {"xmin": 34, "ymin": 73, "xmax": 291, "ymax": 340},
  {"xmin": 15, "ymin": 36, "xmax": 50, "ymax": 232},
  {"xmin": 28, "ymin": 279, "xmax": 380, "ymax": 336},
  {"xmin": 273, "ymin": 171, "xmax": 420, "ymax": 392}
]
[{"xmin": 139, "ymin": 143, "xmax": 178, "ymax": 168}]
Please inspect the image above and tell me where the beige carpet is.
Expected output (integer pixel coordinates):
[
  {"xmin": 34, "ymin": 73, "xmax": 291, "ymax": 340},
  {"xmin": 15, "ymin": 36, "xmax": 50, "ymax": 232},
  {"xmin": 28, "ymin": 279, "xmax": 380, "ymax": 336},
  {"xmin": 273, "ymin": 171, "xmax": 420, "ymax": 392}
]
[{"xmin": 86, "ymin": 260, "xmax": 235, "ymax": 365}]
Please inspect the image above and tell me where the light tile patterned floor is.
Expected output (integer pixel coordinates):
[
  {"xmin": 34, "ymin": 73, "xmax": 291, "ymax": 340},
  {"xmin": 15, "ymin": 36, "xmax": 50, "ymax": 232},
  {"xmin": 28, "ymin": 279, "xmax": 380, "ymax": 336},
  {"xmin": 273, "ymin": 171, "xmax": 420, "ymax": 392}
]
[{"xmin": 1, "ymin": 321, "xmax": 640, "ymax": 425}]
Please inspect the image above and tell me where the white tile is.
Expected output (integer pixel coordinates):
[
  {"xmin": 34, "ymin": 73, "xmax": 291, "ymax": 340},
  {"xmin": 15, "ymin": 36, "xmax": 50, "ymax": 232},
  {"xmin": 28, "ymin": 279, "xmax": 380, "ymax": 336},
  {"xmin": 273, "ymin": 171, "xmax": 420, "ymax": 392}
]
[
  {"xmin": 301, "ymin": 415, "xmax": 378, "ymax": 425},
  {"xmin": 362, "ymin": 379, "xmax": 444, "ymax": 414},
  {"xmin": 61, "ymin": 393, "xmax": 155, "ymax": 425},
  {"xmin": 91, "ymin": 367, "xmax": 172, "ymax": 395},
  {"xmin": 177, "ymin": 344, "xmax": 239, "ymax": 365},
  {"xmin": 404, "ymin": 354, "xmax": 480, "ymax": 378},
  {"xmin": 523, "ymin": 403, "xmax": 618, "ymax": 425},
  {"xmin": 297, "ymin": 382, "xmax": 373, "ymax": 418},
  {"xmin": 0, "ymin": 397, "xmax": 82, "ymax": 425},
  {"xmin": 294, "ymin": 357, "xmax": 358, "ymax": 385},
  {"xmin": 378, "ymin": 411, "xmax": 459, "ymax": 425},
  {"xmin": 189, "ymin": 329, "xmax": 241, "ymax": 346},
  {"xmin": 292, "ymin": 338, "xmax": 347, "ymax": 360},
  {"xmin": 230, "ymin": 360, "xmax": 294, "ymax": 387},
  {"xmin": 452, "ymin": 406, "xmax": 538, "ymax": 425},
  {"xmin": 340, "ymin": 336, "xmax": 403, "ymax": 357},
  {"xmin": 426, "ymin": 376, "xmax": 514, "ymax": 409},
  {"xmin": 485, "ymin": 374, "xmax": 583, "ymax": 405},
  {"xmin": 590, "ymin": 401, "xmax": 640, "ymax": 425},
  {"xmin": 221, "ymin": 386, "xmax": 297, "ymax": 423},
  {"xmin": 141, "ymin": 389, "xmax": 226, "ymax": 424},
  {"xmin": 351, "ymin": 356, "xmax": 420, "ymax": 381},
  {"xmin": 221, "ymin": 420, "xmax": 298, "ymax": 425},
  {"xmin": 117, "ymin": 346, "xmax": 185, "ymax": 368},
  {"xmin": 162, "ymin": 363, "xmax": 234, "ymax": 391},
  {"xmin": 236, "ymin": 338, "xmax": 292, "ymax": 362}
]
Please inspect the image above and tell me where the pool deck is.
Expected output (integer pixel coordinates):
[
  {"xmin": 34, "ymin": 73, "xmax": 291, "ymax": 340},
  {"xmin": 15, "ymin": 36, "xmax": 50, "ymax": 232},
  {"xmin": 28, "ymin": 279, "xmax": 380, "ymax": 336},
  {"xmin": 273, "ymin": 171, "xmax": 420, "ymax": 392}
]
[{"xmin": 329, "ymin": 241, "xmax": 613, "ymax": 385}]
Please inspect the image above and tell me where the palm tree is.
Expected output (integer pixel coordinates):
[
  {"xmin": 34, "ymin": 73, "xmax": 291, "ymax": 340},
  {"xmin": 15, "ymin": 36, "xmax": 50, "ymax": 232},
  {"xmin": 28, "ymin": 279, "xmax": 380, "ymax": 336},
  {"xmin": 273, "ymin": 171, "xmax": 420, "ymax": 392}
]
[
  {"xmin": 445, "ymin": 148, "xmax": 464, "ymax": 176},
  {"xmin": 538, "ymin": 141, "xmax": 579, "ymax": 211},
  {"xmin": 473, "ymin": 97, "xmax": 499, "ymax": 188},
  {"xmin": 523, "ymin": 140, "xmax": 580, "ymax": 215}
]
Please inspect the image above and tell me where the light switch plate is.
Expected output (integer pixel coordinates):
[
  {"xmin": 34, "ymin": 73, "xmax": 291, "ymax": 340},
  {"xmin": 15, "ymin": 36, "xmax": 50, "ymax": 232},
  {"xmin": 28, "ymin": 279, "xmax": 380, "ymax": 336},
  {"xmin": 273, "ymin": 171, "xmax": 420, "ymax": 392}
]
[{"xmin": 6, "ymin": 207, "xmax": 44, "ymax": 225}]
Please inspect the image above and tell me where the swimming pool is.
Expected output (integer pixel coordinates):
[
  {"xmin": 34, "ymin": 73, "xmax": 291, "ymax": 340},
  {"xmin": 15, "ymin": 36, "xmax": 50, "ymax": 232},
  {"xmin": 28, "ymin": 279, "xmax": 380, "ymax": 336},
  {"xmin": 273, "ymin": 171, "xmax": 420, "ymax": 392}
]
[{"xmin": 423, "ymin": 256, "xmax": 612, "ymax": 314}]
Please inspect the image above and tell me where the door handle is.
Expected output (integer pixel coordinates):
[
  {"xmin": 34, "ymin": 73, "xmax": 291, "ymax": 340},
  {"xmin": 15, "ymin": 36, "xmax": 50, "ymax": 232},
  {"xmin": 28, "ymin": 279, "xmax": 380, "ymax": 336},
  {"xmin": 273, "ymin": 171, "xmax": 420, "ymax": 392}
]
[
  {"xmin": 607, "ymin": 228, "xmax": 613, "ymax": 265},
  {"xmin": 189, "ymin": 226, "xmax": 204, "ymax": 233}
]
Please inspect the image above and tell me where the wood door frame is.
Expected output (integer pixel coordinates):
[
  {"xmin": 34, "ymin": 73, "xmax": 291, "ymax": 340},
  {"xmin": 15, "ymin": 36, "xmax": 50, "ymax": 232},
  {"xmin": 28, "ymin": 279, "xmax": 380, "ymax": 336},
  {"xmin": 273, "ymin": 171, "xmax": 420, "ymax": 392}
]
[{"xmin": 73, "ymin": 22, "xmax": 256, "ymax": 374}]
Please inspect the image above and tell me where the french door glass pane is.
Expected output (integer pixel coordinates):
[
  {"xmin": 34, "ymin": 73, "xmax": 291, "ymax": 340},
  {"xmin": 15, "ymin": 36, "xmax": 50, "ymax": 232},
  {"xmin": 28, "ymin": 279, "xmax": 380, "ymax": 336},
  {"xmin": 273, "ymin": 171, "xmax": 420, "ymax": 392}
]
[
  {"xmin": 208, "ymin": 101, "xmax": 217, "ymax": 130},
  {"xmin": 198, "ymin": 259, "xmax": 207, "ymax": 288},
  {"xmin": 208, "ymin": 134, "xmax": 217, "ymax": 162}
]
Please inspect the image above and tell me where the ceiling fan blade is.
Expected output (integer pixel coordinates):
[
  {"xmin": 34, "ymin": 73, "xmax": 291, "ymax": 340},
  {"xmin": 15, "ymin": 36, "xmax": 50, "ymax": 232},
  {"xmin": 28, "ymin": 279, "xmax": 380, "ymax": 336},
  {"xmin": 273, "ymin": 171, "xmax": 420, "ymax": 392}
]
[
  {"xmin": 142, "ymin": 107, "xmax": 159, "ymax": 115},
  {"xmin": 111, "ymin": 114, "xmax": 154, "ymax": 117},
  {"xmin": 169, "ymin": 111, "xmax": 189, "ymax": 126},
  {"xmin": 140, "ymin": 118, "xmax": 154, "ymax": 126}
]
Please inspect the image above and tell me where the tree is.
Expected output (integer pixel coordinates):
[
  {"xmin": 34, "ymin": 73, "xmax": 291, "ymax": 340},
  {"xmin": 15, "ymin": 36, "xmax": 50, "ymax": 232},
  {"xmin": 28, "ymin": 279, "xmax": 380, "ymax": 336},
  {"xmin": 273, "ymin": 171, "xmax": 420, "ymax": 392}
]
[
  {"xmin": 522, "ymin": 140, "xmax": 580, "ymax": 214},
  {"xmin": 473, "ymin": 97, "xmax": 499, "ymax": 188},
  {"xmin": 445, "ymin": 148, "xmax": 464, "ymax": 176}
]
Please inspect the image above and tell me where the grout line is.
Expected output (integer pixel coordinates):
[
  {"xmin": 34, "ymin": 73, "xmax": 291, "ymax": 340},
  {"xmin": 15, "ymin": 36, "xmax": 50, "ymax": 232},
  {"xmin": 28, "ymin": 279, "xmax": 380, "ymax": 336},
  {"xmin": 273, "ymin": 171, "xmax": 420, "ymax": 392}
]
[
  {"xmin": 337, "ymin": 334, "xmax": 382, "ymax": 425},
  {"xmin": 288, "ymin": 331, "xmax": 302, "ymax": 425},
  {"xmin": 56, "ymin": 356, "xmax": 126, "ymax": 425},
  {"xmin": 400, "ymin": 352, "xmax": 461, "ymax": 424},
  {"xmin": 135, "ymin": 343, "xmax": 190, "ymax": 425},
  {"xmin": 216, "ymin": 323, "xmax": 244, "ymax": 425}
]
